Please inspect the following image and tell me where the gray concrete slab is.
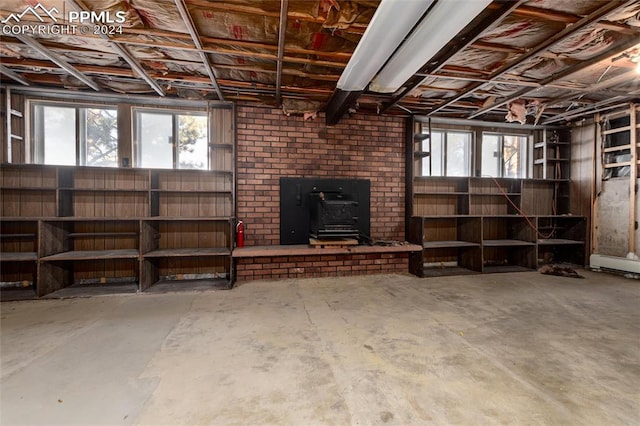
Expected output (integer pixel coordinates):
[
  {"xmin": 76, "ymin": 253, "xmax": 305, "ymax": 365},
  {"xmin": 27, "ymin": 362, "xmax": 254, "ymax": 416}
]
[{"xmin": 1, "ymin": 271, "xmax": 639, "ymax": 425}]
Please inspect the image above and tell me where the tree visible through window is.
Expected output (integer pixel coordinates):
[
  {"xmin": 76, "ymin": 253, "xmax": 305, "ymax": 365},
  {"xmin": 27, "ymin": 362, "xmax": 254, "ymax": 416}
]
[
  {"xmin": 135, "ymin": 110, "xmax": 208, "ymax": 170},
  {"xmin": 33, "ymin": 104, "xmax": 118, "ymax": 167},
  {"xmin": 85, "ymin": 109, "xmax": 118, "ymax": 167},
  {"xmin": 481, "ymin": 133, "xmax": 528, "ymax": 178}
]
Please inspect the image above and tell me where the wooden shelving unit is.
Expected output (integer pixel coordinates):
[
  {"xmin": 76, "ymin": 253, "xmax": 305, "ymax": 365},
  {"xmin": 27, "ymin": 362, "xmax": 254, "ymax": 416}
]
[
  {"xmin": 1, "ymin": 163, "xmax": 235, "ymax": 299},
  {"xmin": 536, "ymin": 216, "xmax": 587, "ymax": 266},
  {"xmin": 533, "ymin": 128, "xmax": 571, "ymax": 214},
  {"xmin": 408, "ymin": 216, "xmax": 481, "ymax": 276},
  {"xmin": 140, "ymin": 218, "xmax": 232, "ymax": 292},
  {"xmin": 0, "ymin": 219, "xmax": 39, "ymax": 300},
  {"xmin": 407, "ymin": 120, "xmax": 585, "ymax": 277}
]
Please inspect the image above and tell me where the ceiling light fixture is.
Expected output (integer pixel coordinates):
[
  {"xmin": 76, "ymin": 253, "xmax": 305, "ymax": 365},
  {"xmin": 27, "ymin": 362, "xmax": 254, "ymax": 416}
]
[
  {"xmin": 336, "ymin": 0, "xmax": 435, "ymax": 92},
  {"xmin": 370, "ymin": 0, "xmax": 492, "ymax": 93}
]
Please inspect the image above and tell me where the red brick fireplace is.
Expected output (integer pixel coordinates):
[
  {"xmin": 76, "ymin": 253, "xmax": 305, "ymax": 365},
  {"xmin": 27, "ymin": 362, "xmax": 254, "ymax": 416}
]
[{"xmin": 233, "ymin": 106, "xmax": 416, "ymax": 282}]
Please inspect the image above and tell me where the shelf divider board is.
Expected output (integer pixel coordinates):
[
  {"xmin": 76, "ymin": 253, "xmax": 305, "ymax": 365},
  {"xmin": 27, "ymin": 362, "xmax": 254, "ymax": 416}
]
[{"xmin": 140, "ymin": 219, "xmax": 159, "ymax": 292}]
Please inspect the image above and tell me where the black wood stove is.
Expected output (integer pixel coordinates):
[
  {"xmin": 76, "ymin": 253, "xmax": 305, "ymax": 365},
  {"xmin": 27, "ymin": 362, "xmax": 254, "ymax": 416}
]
[
  {"xmin": 309, "ymin": 190, "xmax": 359, "ymax": 239},
  {"xmin": 279, "ymin": 177, "xmax": 370, "ymax": 245}
]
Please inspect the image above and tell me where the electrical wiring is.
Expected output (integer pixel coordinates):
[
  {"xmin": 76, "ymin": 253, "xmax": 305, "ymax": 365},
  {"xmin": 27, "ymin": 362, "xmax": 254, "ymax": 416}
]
[{"xmin": 488, "ymin": 175, "xmax": 556, "ymax": 239}]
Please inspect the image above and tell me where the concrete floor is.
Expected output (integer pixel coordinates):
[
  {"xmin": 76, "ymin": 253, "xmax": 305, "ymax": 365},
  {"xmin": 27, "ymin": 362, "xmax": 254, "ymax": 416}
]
[{"xmin": 1, "ymin": 270, "xmax": 639, "ymax": 425}]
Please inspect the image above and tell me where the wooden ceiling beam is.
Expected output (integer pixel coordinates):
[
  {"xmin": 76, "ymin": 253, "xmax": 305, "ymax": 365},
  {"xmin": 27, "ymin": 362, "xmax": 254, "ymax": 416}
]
[
  {"xmin": 275, "ymin": 0, "xmax": 288, "ymax": 106},
  {"xmin": 513, "ymin": 3, "xmax": 640, "ymax": 35},
  {"xmin": 174, "ymin": 0, "xmax": 224, "ymax": 100},
  {"xmin": 184, "ymin": 0, "xmax": 367, "ymax": 34},
  {"xmin": 111, "ymin": 38, "xmax": 348, "ymax": 68},
  {"xmin": 119, "ymin": 28, "xmax": 353, "ymax": 62},
  {"xmin": 429, "ymin": 0, "xmax": 637, "ymax": 116},
  {"xmin": 0, "ymin": 65, "xmax": 30, "ymax": 86},
  {"xmin": 14, "ymin": 34, "xmax": 100, "ymax": 91},
  {"xmin": 471, "ymin": 40, "xmax": 526, "ymax": 54},
  {"xmin": 468, "ymin": 34, "xmax": 640, "ymax": 119},
  {"xmin": 511, "ymin": 5, "xmax": 578, "ymax": 23},
  {"xmin": 380, "ymin": 0, "xmax": 524, "ymax": 114}
]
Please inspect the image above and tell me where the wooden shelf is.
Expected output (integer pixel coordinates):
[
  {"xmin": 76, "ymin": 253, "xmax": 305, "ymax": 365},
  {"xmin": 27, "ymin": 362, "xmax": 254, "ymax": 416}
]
[
  {"xmin": 0, "ymin": 233, "xmax": 36, "ymax": 239},
  {"xmin": 537, "ymin": 238, "xmax": 584, "ymax": 245},
  {"xmin": 470, "ymin": 193, "xmax": 520, "ymax": 196},
  {"xmin": 482, "ymin": 239, "xmax": 534, "ymax": 247},
  {"xmin": 0, "ymin": 252, "xmax": 37, "ymax": 261},
  {"xmin": 61, "ymin": 188, "xmax": 150, "ymax": 193},
  {"xmin": 415, "ymin": 191, "xmax": 468, "ymax": 195},
  {"xmin": 423, "ymin": 240, "xmax": 480, "ymax": 249},
  {"xmin": 41, "ymin": 249, "xmax": 139, "ymax": 261},
  {"xmin": 422, "ymin": 266, "xmax": 480, "ymax": 277},
  {"xmin": 151, "ymin": 189, "xmax": 232, "ymax": 194},
  {"xmin": 67, "ymin": 232, "xmax": 137, "ymax": 238},
  {"xmin": 144, "ymin": 248, "xmax": 230, "ymax": 258},
  {"xmin": 483, "ymin": 265, "xmax": 533, "ymax": 273},
  {"xmin": 0, "ymin": 187, "xmax": 57, "ymax": 191}
]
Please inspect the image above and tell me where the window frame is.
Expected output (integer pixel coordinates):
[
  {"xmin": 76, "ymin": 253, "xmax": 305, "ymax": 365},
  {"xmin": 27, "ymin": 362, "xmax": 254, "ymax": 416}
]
[
  {"xmin": 420, "ymin": 128, "xmax": 473, "ymax": 177},
  {"xmin": 132, "ymin": 107, "xmax": 210, "ymax": 171},
  {"xmin": 29, "ymin": 100, "xmax": 119, "ymax": 167},
  {"xmin": 481, "ymin": 132, "xmax": 530, "ymax": 178}
]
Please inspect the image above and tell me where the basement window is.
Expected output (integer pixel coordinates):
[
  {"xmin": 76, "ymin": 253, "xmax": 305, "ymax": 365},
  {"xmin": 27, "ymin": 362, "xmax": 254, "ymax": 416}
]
[
  {"xmin": 481, "ymin": 133, "xmax": 528, "ymax": 178},
  {"xmin": 421, "ymin": 130, "xmax": 472, "ymax": 177},
  {"xmin": 32, "ymin": 104, "xmax": 118, "ymax": 167},
  {"xmin": 134, "ymin": 110, "xmax": 208, "ymax": 170}
]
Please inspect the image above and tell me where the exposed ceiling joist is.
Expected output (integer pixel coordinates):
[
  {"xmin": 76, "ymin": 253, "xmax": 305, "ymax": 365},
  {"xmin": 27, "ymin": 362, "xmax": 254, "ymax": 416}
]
[
  {"xmin": 14, "ymin": 34, "xmax": 100, "ymax": 91},
  {"xmin": 185, "ymin": 0, "xmax": 367, "ymax": 33},
  {"xmin": 1, "ymin": 0, "xmax": 638, "ymax": 124},
  {"xmin": 174, "ymin": 0, "xmax": 224, "ymax": 100},
  {"xmin": 120, "ymin": 27, "xmax": 352, "ymax": 61},
  {"xmin": 428, "ymin": 0, "xmax": 637, "ymax": 116},
  {"xmin": 66, "ymin": 0, "xmax": 165, "ymax": 97},
  {"xmin": 108, "ymin": 38, "xmax": 348, "ymax": 68},
  {"xmin": 542, "ymin": 98, "xmax": 633, "ymax": 125},
  {"xmin": 545, "ymin": 69, "xmax": 640, "ymax": 108},
  {"xmin": 381, "ymin": 0, "xmax": 524, "ymax": 114},
  {"xmin": 275, "ymin": 0, "xmax": 288, "ymax": 107},
  {"xmin": 468, "ymin": 35, "xmax": 640, "ymax": 119},
  {"xmin": 0, "ymin": 65, "xmax": 30, "ymax": 86}
]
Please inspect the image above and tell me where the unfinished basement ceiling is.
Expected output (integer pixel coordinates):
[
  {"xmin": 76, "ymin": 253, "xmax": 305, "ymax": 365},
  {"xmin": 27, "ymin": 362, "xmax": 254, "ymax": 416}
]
[{"xmin": 1, "ymin": 0, "xmax": 640, "ymax": 125}]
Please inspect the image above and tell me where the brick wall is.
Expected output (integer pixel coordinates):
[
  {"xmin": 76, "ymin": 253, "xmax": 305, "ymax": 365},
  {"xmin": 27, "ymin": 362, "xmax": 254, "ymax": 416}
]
[
  {"xmin": 236, "ymin": 106, "xmax": 406, "ymax": 246},
  {"xmin": 235, "ymin": 253, "xmax": 409, "ymax": 282}
]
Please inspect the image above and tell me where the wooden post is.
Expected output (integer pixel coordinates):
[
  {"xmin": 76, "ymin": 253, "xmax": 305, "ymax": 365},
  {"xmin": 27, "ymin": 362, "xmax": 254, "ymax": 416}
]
[{"xmin": 630, "ymin": 103, "xmax": 637, "ymax": 255}]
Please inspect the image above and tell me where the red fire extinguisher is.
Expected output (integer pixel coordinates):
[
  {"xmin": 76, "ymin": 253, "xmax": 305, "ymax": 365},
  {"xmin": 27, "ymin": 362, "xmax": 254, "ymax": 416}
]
[{"xmin": 236, "ymin": 220, "xmax": 245, "ymax": 248}]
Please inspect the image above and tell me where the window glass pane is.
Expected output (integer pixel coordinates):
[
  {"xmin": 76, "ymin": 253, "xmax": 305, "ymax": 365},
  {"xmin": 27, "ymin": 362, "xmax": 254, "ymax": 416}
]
[
  {"xmin": 43, "ymin": 106, "xmax": 75, "ymax": 165},
  {"xmin": 481, "ymin": 134, "xmax": 500, "ymax": 177},
  {"xmin": 85, "ymin": 108, "xmax": 118, "ymax": 167},
  {"xmin": 178, "ymin": 115, "xmax": 208, "ymax": 170},
  {"xmin": 503, "ymin": 135, "xmax": 524, "ymax": 178},
  {"xmin": 137, "ymin": 112, "xmax": 173, "ymax": 169},
  {"xmin": 422, "ymin": 131, "xmax": 443, "ymax": 176},
  {"xmin": 446, "ymin": 132, "xmax": 471, "ymax": 177}
]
